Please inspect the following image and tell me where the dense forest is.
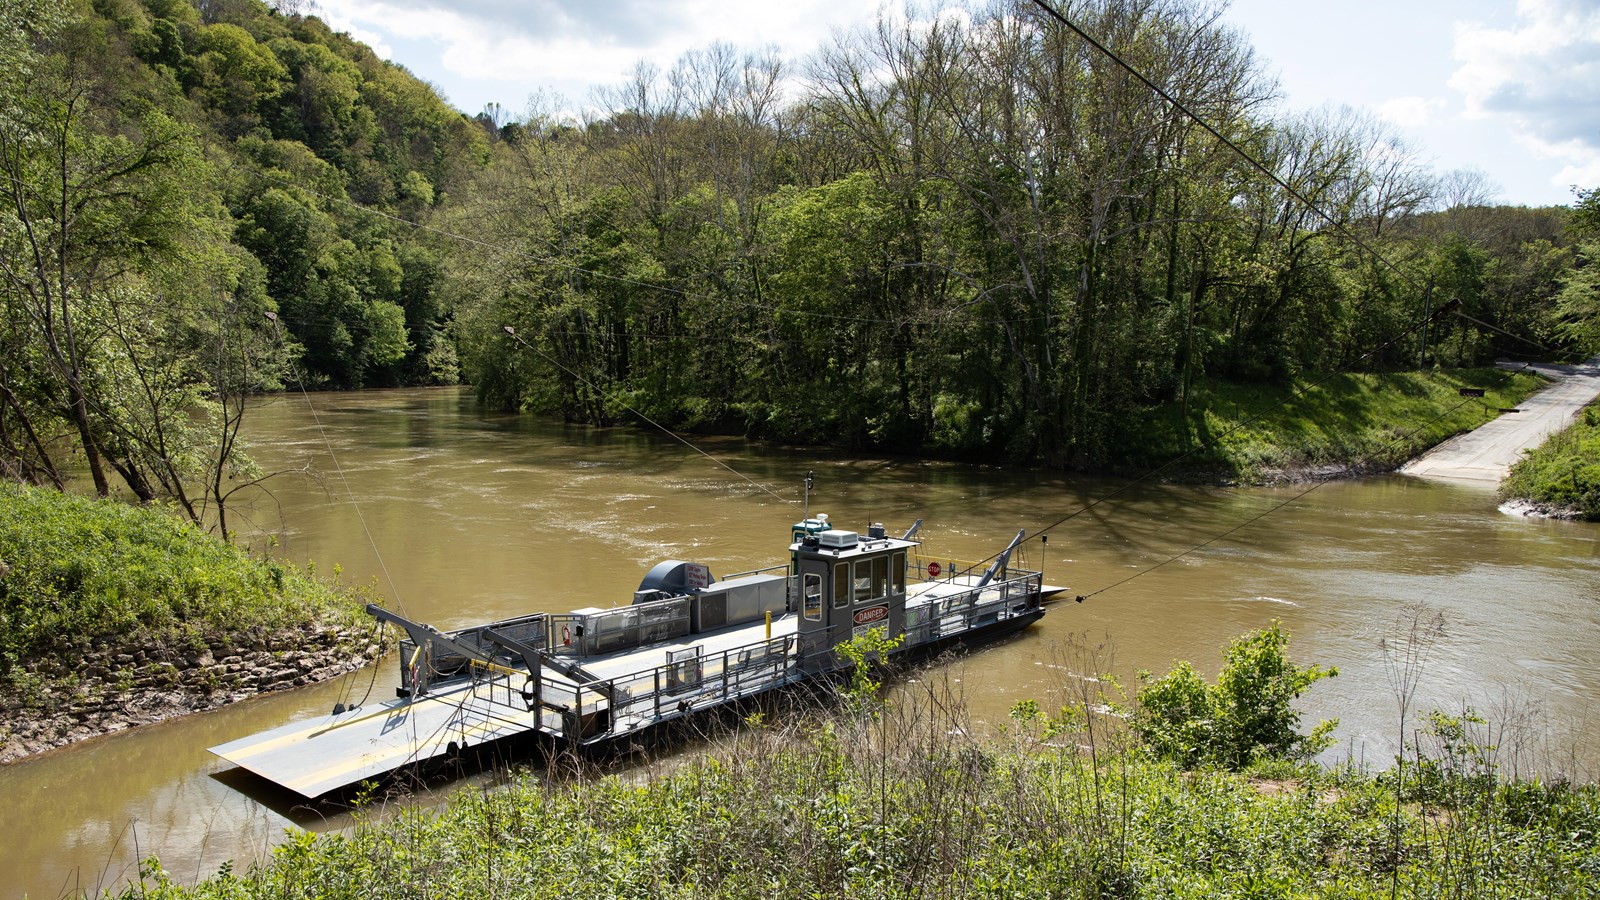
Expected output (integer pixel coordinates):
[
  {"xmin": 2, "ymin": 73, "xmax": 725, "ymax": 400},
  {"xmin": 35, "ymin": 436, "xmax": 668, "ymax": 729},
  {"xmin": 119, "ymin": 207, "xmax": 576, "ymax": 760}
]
[
  {"xmin": 2, "ymin": 0, "xmax": 1597, "ymax": 516},
  {"xmin": 0, "ymin": 0, "xmax": 487, "ymax": 524}
]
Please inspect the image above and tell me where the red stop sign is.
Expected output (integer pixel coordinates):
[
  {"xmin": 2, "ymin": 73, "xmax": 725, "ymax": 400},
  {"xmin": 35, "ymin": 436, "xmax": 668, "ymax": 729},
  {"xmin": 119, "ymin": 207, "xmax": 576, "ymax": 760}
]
[{"xmin": 928, "ymin": 561, "xmax": 941, "ymax": 578}]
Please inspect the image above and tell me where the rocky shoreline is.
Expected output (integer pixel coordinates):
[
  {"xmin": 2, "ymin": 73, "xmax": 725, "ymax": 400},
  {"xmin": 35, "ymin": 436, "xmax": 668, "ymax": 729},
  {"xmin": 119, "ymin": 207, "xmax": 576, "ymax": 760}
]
[
  {"xmin": 1498, "ymin": 498, "xmax": 1588, "ymax": 521},
  {"xmin": 0, "ymin": 622, "xmax": 386, "ymax": 764}
]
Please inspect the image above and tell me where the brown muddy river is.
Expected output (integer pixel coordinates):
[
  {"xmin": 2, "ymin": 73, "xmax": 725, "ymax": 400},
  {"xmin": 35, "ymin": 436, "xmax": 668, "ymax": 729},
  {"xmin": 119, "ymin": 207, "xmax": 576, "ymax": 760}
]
[{"xmin": 6, "ymin": 386, "xmax": 1598, "ymax": 898}]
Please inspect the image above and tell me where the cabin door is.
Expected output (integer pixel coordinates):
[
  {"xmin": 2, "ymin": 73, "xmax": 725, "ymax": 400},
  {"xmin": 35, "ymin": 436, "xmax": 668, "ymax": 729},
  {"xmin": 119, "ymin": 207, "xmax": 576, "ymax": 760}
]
[{"xmin": 795, "ymin": 556, "xmax": 835, "ymax": 671}]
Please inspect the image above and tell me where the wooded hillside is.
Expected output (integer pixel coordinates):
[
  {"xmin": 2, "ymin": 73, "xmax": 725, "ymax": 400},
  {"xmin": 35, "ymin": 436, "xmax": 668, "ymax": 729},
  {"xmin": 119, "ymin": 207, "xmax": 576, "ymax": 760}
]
[
  {"xmin": 3, "ymin": 0, "xmax": 1595, "ymax": 510},
  {"xmin": 443, "ymin": 5, "xmax": 1592, "ymax": 468},
  {"xmin": 0, "ymin": 0, "xmax": 487, "ymax": 519}
]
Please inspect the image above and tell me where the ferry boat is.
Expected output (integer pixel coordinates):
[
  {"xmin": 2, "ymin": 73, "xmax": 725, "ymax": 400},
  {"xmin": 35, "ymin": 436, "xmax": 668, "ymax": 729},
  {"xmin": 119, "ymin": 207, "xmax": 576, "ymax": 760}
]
[{"xmin": 211, "ymin": 515, "xmax": 1062, "ymax": 798}]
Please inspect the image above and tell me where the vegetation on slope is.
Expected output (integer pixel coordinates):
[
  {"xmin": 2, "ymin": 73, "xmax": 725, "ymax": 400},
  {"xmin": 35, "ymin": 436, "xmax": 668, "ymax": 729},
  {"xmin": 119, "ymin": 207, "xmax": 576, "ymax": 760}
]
[
  {"xmin": 1500, "ymin": 403, "xmax": 1600, "ymax": 519},
  {"xmin": 125, "ymin": 627, "xmax": 1599, "ymax": 899},
  {"xmin": 1120, "ymin": 367, "xmax": 1545, "ymax": 482},
  {"xmin": 5, "ymin": 0, "xmax": 1597, "ymax": 506},
  {"xmin": 0, "ymin": 481, "xmax": 367, "ymax": 715}
]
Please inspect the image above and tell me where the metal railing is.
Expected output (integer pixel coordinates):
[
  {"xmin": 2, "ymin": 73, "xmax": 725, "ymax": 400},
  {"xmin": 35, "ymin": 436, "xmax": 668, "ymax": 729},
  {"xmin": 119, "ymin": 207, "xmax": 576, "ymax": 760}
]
[
  {"xmin": 540, "ymin": 633, "xmax": 798, "ymax": 743},
  {"xmin": 441, "ymin": 567, "xmax": 1044, "ymax": 746},
  {"xmin": 716, "ymin": 563, "xmax": 792, "ymax": 581},
  {"xmin": 901, "ymin": 569, "xmax": 1042, "ymax": 650},
  {"xmin": 546, "ymin": 594, "xmax": 692, "ymax": 657}
]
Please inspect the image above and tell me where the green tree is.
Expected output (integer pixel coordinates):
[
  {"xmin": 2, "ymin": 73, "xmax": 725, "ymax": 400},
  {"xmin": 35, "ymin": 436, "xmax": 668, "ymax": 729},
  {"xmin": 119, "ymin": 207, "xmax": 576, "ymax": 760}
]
[
  {"xmin": 1135, "ymin": 622, "xmax": 1337, "ymax": 769},
  {"xmin": 0, "ymin": 0, "xmax": 200, "ymax": 497},
  {"xmin": 1557, "ymin": 187, "xmax": 1600, "ymax": 354},
  {"xmin": 0, "ymin": 0, "xmax": 286, "ymax": 533},
  {"xmin": 189, "ymin": 21, "xmax": 288, "ymax": 136}
]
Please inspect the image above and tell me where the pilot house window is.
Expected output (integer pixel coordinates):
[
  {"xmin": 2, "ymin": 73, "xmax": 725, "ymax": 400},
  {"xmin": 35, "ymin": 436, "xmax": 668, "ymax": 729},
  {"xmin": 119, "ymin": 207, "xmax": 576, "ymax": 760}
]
[
  {"xmin": 853, "ymin": 562, "xmax": 873, "ymax": 602},
  {"xmin": 833, "ymin": 563, "xmax": 849, "ymax": 609},
  {"xmin": 803, "ymin": 574, "xmax": 822, "ymax": 621}
]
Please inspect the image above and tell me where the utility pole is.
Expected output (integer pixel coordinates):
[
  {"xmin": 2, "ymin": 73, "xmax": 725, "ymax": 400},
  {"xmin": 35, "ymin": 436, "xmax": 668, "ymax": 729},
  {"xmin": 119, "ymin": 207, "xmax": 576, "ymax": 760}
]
[{"xmin": 1418, "ymin": 278, "xmax": 1435, "ymax": 371}]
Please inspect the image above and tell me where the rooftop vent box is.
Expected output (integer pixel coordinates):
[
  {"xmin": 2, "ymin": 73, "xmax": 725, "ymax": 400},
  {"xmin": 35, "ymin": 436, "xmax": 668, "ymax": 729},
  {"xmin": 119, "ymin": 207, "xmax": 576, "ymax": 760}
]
[{"xmin": 818, "ymin": 529, "xmax": 859, "ymax": 549}]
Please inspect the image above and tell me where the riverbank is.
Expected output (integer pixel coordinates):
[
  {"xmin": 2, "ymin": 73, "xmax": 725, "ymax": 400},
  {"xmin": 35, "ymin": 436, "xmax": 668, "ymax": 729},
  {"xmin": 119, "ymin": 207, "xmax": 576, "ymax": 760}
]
[
  {"xmin": 0, "ymin": 483, "xmax": 385, "ymax": 763},
  {"xmin": 1498, "ymin": 400, "xmax": 1600, "ymax": 520},
  {"xmin": 130, "ymin": 674, "xmax": 1600, "ymax": 899},
  {"xmin": 1118, "ymin": 367, "xmax": 1546, "ymax": 484},
  {"xmin": 0, "ymin": 621, "xmax": 383, "ymax": 763}
]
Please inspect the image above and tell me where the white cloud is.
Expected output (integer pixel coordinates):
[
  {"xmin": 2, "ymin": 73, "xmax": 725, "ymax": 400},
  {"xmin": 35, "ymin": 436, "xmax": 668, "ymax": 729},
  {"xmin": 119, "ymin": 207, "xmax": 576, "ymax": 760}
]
[
  {"xmin": 314, "ymin": 0, "xmax": 884, "ymax": 106},
  {"xmin": 1520, "ymin": 135, "xmax": 1600, "ymax": 193},
  {"xmin": 340, "ymin": 25, "xmax": 393, "ymax": 61},
  {"xmin": 1450, "ymin": 0, "xmax": 1600, "ymax": 189},
  {"xmin": 1376, "ymin": 95, "xmax": 1448, "ymax": 128}
]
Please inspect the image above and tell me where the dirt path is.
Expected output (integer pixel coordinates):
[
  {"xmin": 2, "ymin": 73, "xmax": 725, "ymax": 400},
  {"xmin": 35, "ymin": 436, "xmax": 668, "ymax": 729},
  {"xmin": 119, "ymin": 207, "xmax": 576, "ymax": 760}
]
[{"xmin": 1400, "ymin": 355, "xmax": 1600, "ymax": 485}]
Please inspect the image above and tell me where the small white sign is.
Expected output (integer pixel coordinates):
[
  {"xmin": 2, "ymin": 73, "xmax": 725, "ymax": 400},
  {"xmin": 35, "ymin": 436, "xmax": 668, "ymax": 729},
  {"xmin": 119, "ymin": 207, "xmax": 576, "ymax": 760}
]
[{"xmin": 684, "ymin": 563, "xmax": 711, "ymax": 590}]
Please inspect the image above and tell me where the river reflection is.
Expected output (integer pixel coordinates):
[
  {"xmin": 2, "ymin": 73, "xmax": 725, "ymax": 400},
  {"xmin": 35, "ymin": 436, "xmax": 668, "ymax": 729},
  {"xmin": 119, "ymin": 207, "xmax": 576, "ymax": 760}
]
[{"xmin": 7, "ymin": 386, "xmax": 1598, "ymax": 898}]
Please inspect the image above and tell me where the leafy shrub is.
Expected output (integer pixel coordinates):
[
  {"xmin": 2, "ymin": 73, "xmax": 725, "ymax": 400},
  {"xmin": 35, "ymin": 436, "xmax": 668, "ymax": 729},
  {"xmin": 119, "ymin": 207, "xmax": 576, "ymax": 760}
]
[
  {"xmin": 1134, "ymin": 623, "xmax": 1337, "ymax": 769},
  {"xmin": 0, "ymin": 482, "xmax": 362, "ymax": 684},
  {"xmin": 1500, "ymin": 401, "xmax": 1600, "ymax": 519}
]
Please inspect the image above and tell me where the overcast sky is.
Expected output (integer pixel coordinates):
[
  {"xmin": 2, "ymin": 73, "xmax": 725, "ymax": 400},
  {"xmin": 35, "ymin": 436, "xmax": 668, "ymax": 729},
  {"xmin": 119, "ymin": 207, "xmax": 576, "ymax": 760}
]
[{"xmin": 314, "ymin": 0, "xmax": 1599, "ymax": 208}]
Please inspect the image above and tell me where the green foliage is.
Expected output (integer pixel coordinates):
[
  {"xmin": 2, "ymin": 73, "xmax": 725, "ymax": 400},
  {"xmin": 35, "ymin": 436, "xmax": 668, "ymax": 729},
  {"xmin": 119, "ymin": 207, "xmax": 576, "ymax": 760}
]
[
  {"xmin": 1572, "ymin": 186, "xmax": 1600, "ymax": 241},
  {"xmin": 123, "ymin": 697, "xmax": 1600, "ymax": 899},
  {"xmin": 0, "ymin": 482, "xmax": 363, "ymax": 700},
  {"xmin": 1395, "ymin": 708, "xmax": 1496, "ymax": 807},
  {"xmin": 1556, "ymin": 239, "xmax": 1600, "ymax": 354},
  {"xmin": 440, "ymin": 8, "xmax": 1589, "ymax": 472},
  {"xmin": 1500, "ymin": 402, "xmax": 1600, "ymax": 519},
  {"xmin": 1135, "ymin": 623, "xmax": 1337, "ymax": 769},
  {"xmin": 1120, "ymin": 368, "xmax": 1544, "ymax": 481},
  {"xmin": 1, "ymin": 0, "xmax": 486, "ymax": 509},
  {"xmin": 833, "ymin": 625, "xmax": 903, "ymax": 715},
  {"xmin": 1130, "ymin": 659, "xmax": 1215, "ymax": 767},
  {"xmin": 9, "ymin": 0, "xmax": 1592, "ymax": 481}
]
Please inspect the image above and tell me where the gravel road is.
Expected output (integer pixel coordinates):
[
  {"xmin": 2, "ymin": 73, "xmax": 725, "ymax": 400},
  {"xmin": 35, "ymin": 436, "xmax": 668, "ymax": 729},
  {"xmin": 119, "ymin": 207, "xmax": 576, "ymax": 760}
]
[{"xmin": 1399, "ymin": 355, "xmax": 1600, "ymax": 485}]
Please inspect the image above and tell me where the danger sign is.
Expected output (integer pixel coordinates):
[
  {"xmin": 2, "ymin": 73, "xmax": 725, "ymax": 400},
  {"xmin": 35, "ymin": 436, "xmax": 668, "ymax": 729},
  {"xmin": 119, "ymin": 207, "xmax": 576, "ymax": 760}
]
[{"xmin": 853, "ymin": 604, "xmax": 889, "ymax": 626}]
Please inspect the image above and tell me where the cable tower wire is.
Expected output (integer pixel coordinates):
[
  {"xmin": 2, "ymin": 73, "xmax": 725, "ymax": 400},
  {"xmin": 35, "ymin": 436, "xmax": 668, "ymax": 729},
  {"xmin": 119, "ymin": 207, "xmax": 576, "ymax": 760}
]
[{"xmin": 943, "ymin": 2, "xmax": 1565, "ymax": 590}]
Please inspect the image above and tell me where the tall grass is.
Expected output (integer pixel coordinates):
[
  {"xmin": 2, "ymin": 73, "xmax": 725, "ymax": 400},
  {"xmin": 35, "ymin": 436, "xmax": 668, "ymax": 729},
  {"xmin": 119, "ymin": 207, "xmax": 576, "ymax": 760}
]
[
  {"xmin": 1121, "ymin": 368, "xmax": 1545, "ymax": 481},
  {"xmin": 126, "ymin": 644, "xmax": 1600, "ymax": 899},
  {"xmin": 0, "ymin": 482, "xmax": 364, "ymax": 699},
  {"xmin": 1500, "ymin": 403, "xmax": 1600, "ymax": 518}
]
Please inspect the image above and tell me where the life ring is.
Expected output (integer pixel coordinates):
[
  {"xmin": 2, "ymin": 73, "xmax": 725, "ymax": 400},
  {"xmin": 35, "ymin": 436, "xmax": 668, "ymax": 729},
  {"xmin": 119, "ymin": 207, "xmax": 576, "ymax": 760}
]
[{"xmin": 561, "ymin": 625, "xmax": 571, "ymax": 646}]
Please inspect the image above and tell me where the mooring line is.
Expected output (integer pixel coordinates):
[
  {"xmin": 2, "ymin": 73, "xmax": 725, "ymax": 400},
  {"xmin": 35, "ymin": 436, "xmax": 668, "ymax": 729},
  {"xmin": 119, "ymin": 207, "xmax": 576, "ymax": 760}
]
[{"xmin": 264, "ymin": 312, "xmax": 411, "ymax": 618}]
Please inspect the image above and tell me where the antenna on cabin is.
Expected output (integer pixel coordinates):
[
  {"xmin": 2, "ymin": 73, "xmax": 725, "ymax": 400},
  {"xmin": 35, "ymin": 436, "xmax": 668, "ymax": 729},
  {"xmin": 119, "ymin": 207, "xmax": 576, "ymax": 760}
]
[{"xmin": 803, "ymin": 470, "xmax": 814, "ymax": 520}]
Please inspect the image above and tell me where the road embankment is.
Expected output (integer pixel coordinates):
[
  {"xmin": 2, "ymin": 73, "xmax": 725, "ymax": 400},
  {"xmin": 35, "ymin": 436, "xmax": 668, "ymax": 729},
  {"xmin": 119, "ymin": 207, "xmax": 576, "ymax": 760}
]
[{"xmin": 1400, "ymin": 355, "xmax": 1600, "ymax": 486}]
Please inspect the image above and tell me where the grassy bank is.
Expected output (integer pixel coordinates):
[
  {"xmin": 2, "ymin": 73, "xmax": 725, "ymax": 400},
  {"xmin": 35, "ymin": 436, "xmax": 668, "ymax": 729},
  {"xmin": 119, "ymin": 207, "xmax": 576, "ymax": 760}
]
[
  {"xmin": 127, "ymin": 696, "xmax": 1599, "ymax": 899},
  {"xmin": 0, "ymin": 483, "xmax": 375, "ymax": 754},
  {"xmin": 1500, "ymin": 403, "xmax": 1600, "ymax": 519},
  {"xmin": 1119, "ymin": 368, "xmax": 1545, "ymax": 482},
  {"xmin": 128, "ymin": 632, "xmax": 1598, "ymax": 899}
]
